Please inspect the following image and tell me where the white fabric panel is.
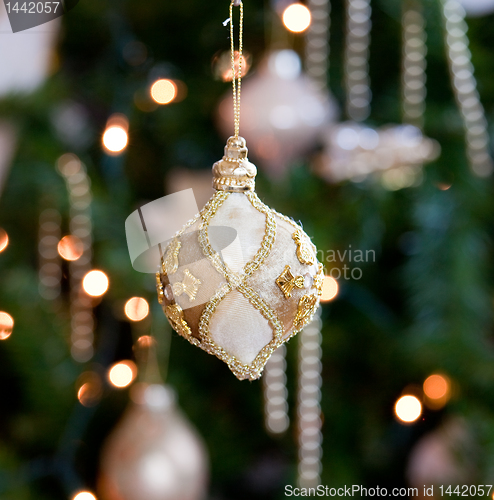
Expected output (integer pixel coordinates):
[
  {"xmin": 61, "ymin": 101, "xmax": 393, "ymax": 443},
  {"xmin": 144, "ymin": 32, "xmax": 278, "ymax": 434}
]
[
  {"xmin": 209, "ymin": 290, "xmax": 273, "ymax": 365},
  {"xmin": 209, "ymin": 193, "xmax": 265, "ymax": 273}
]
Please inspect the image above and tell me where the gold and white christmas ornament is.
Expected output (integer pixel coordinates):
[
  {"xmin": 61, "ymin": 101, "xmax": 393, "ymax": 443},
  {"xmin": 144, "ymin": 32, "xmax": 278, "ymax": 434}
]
[{"xmin": 157, "ymin": 136, "xmax": 323, "ymax": 380}]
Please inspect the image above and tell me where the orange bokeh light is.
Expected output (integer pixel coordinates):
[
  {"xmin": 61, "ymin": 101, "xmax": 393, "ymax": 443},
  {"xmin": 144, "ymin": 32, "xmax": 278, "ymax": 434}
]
[
  {"xmin": 423, "ymin": 374, "xmax": 450, "ymax": 400},
  {"xmin": 0, "ymin": 228, "xmax": 8, "ymax": 253},
  {"xmin": 58, "ymin": 235, "xmax": 84, "ymax": 261},
  {"xmin": 0, "ymin": 311, "xmax": 14, "ymax": 340},
  {"xmin": 150, "ymin": 79, "xmax": 177, "ymax": 105},
  {"xmin": 394, "ymin": 395, "xmax": 422, "ymax": 423},
  {"xmin": 320, "ymin": 276, "xmax": 338, "ymax": 301},
  {"xmin": 108, "ymin": 360, "xmax": 137, "ymax": 388},
  {"xmin": 82, "ymin": 270, "xmax": 109, "ymax": 297},
  {"xmin": 221, "ymin": 52, "xmax": 250, "ymax": 82},
  {"xmin": 124, "ymin": 297, "xmax": 150, "ymax": 322},
  {"xmin": 77, "ymin": 372, "xmax": 103, "ymax": 407},
  {"xmin": 282, "ymin": 3, "xmax": 311, "ymax": 33}
]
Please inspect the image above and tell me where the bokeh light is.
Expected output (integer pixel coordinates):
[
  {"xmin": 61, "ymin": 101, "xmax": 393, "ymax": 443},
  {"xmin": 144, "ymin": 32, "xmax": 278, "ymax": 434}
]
[
  {"xmin": 102, "ymin": 125, "xmax": 128, "ymax": 153},
  {"xmin": 320, "ymin": 276, "xmax": 338, "ymax": 301},
  {"xmin": 423, "ymin": 373, "xmax": 451, "ymax": 409},
  {"xmin": 423, "ymin": 374, "xmax": 450, "ymax": 400},
  {"xmin": 82, "ymin": 270, "xmax": 109, "ymax": 297},
  {"xmin": 57, "ymin": 153, "xmax": 81, "ymax": 176},
  {"xmin": 134, "ymin": 335, "xmax": 156, "ymax": 362},
  {"xmin": 0, "ymin": 228, "xmax": 8, "ymax": 252},
  {"xmin": 282, "ymin": 3, "xmax": 311, "ymax": 33},
  {"xmin": 150, "ymin": 79, "xmax": 177, "ymax": 104},
  {"xmin": 108, "ymin": 360, "xmax": 137, "ymax": 388},
  {"xmin": 124, "ymin": 297, "xmax": 150, "ymax": 322},
  {"xmin": 73, "ymin": 492, "xmax": 97, "ymax": 500},
  {"xmin": 136, "ymin": 335, "xmax": 155, "ymax": 349},
  {"xmin": 212, "ymin": 51, "xmax": 251, "ymax": 82},
  {"xmin": 58, "ymin": 235, "xmax": 84, "ymax": 261},
  {"xmin": 77, "ymin": 372, "xmax": 103, "ymax": 407},
  {"xmin": 0, "ymin": 312, "xmax": 14, "ymax": 340},
  {"xmin": 395, "ymin": 395, "xmax": 422, "ymax": 423}
]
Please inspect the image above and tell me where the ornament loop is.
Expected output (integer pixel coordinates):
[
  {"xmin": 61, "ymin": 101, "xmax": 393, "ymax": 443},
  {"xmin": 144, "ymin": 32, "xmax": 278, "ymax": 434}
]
[{"xmin": 229, "ymin": 0, "xmax": 243, "ymax": 138}]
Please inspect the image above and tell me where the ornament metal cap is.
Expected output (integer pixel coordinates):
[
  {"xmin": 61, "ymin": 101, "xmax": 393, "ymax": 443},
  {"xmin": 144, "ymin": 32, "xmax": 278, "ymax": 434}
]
[{"xmin": 212, "ymin": 136, "xmax": 257, "ymax": 192}]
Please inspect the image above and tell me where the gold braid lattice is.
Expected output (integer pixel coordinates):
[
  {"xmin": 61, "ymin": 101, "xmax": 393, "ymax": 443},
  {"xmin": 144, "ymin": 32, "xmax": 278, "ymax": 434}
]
[
  {"xmin": 195, "ymin": 191, "xmax": 282, "ymax": 380},
  {"xmin": 159, "ymin": 190, "xmax": 321, "ymax": 380}
]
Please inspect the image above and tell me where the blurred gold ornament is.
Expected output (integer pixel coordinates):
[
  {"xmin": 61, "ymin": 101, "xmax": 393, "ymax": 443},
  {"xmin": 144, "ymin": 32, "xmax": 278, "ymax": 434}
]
[
  {"xmin": 316, "ymin": 122, "xmax": 440, "ymax": 186},
  {"xmin": 98, "ymin": 384, "xmax": 209, "ymax": 500}
]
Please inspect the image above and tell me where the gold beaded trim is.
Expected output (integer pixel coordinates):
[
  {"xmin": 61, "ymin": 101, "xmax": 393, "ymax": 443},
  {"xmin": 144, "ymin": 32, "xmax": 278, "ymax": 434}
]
[
  {"xmin": 197, "ymin": 282, "xmax": 285, "ymax": 380},
  {"xmin": 156, "ymin": 273, "xmax": 164, "ymax": 304},
  {"xmin": 244, "ymin": 192, "xmax": 277, "ymax": 277},
  {"xmin": 197, "ymin": 191, "xmax": 231, "ymax": 278},
  {"xmin": 193, "ymin": 190, "xmax": 285, "ymax": 380},
  {"xmin": 164, "ymin": 303, "xmax": 192, "ymax": 338}
]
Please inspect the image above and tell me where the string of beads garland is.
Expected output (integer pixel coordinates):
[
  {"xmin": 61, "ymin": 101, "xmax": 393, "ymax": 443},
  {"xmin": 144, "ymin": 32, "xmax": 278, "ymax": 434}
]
[
  {"xmin": 441, "ymin": 0, "xmax": 493, "ymax": 177},
  {"xmin": 297, "ymin": 309, "xmax": 323, "ymax": 488},
  {"xmin": 305, "ymin": 0, "xmax": 330, "ymax": 91},
  {"xmin": 57, "ymin": 154, "xmax": 95, "ymax": 363},
  {"xmin": 402, "ymin": 1, "xmax": 427, "ymax": 129},
  {"xmin": 344, "ymin": 0, "xmax": 372, "ymax": 121}
]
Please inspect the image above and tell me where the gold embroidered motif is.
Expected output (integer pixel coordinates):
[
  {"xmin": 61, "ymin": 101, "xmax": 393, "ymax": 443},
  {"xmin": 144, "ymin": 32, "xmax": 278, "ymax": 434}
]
[
  {"xmin": 172, "ymin": 269, "xmax": 201, "ymax": 301},
  {"xmin": 292, "ymin": 229, "xmax": 315, "ymax": 265},
  {"xmin": 276, "ymin": 265, "xmax": 305, "ymax": 298},
  {"xmin": 162, "ymin": 238, "xmax": 181, "ymax": 276},
  {"xmin": 293, "ymin": 294, "xmax": 318, "ymax": 330},
  {"xmin": 156, "ymin": 272, "xmax": 164, "ymax": 304},
  {"xmin": 164, "ymin": 303, "xmax": 191, "ymax": 337},
  {"xmin": 313, "ymin": 263, "xmax": 324, "ymax": 296}
]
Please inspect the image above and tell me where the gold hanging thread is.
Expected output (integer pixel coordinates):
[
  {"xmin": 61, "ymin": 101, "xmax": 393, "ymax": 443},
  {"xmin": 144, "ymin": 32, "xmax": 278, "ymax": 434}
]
[{"xmin": 230, "ymin": 0, "xmax": 243, "ymax": 138}]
